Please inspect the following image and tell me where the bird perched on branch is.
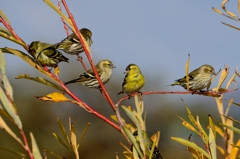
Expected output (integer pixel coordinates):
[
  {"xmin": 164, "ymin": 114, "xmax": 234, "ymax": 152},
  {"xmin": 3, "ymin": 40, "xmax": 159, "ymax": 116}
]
[
  {"xmin": 117, "ymin": 64, "xmax": 145, "ymax": 96},
  {"xmin": 65, "ymin": 59, "xmax": 115, "ymax": 90},
  {"xmin": 29, "ymin": 41, "xmax": 69, "ymax": 67},
  {"xmin": 169, "ymin": 64, "xmax": 216, "ymax": 91},
  {"xmin": 133, "ymin": 130, "xmax": 163, "ymax": 159},
  {"xmin": 55, "ymin": 28, "xmax": 93, "ymax": 55}
]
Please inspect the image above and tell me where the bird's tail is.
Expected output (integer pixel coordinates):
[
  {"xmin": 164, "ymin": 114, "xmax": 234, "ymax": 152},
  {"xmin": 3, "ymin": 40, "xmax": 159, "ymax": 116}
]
[
  {"xmin": 64, "ymin": 78, "xmax": 80, "ymax": 85},
  {"xmin": 117, "ymin": 90, "xmax": 124, "ymax": 95}
]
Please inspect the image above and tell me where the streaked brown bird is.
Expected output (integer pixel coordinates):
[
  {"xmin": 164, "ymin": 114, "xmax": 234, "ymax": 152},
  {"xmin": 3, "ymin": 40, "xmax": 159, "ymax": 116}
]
[
  {"xmin": 55, "ymin": 28, "xmax": 93, "ymax": 55},
  {"xmin": 65, "ymin": 59, "xmax": 115, "ymax": 89},
  {"xmin": 169, "ymin": 64, "xmax": 216, "ymax": 91}
]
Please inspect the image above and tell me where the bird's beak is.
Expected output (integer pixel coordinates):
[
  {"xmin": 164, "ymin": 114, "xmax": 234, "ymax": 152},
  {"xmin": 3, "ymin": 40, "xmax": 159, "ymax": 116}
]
[
  {"xmin": 111, "ymin": 65, "xmax": 116, "ymax": 69},
  {"xmin": 124, "ymin": 70, "xmax": 129, "ymax": 74},
  {"xmin": 212, "ymin": 72, "xmax": 217, "ymax": 75}
]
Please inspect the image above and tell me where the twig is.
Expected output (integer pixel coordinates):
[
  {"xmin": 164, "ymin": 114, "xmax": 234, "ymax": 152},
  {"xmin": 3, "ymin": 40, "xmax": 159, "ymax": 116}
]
[
  {"xmin": 115, "ymin": 89, "xmax": 237, "ymax": 107},
  {"xmin": 61, "ymin": 0, "xmax": 116, "ymax": 112},
  {"xmin": 0, "ymin": 16, "xmax": 28, "ymax": 50},
  {"xmin": 58, "ymin": 0, "xmax": 69, "ymax": 36},
  {"xmin": 1, "ymin": 14, "xmax": 120, "ymax": 133},
  {"xmin": 20, "ymin": 129, "xmax": 34, "ymax": 159}
]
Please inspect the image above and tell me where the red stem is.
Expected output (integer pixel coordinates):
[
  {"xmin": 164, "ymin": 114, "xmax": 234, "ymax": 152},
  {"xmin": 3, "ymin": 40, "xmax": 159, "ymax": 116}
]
[
  {"xmin": 0, "ymin": 17, "xmax": 28, "ymax": 51},
  {"xmin": 61, "ymin": 0, "xmax": 116, "ymax": 112},
  {"xmin": 42, "ymin": 67, "xmax": 120, "ymax": 132},
  {"xmin": 0, "ymin": 16, "xmax": 120, "ymax": 132},
  {"xmin": 20, "ymin": 129, "xmax": 34, "ymax": 159},
  {"xmin": 115, "ymin": 89, "xmax": 236, "ymax": 107},
  {"xmin": 58, "ymin": 0, "xmax": 69, "ymax": 36}
]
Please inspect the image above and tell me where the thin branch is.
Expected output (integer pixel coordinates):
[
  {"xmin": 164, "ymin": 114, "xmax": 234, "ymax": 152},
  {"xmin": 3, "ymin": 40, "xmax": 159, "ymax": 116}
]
[
  {"xmin": 0, "ymin": 16, "xmax": 28, "ymax": 50},
  {"xmin": 61, "ymin": 0, "xmax": 116, "ymax": 112},
  {"xmin": 115, "ymin": 89, "xmax": 237, "ymax": 107},
  {"xmin": 58, "ymin": 0, "xmax": 69, "ymax": 36},
  {"xmin": 1, "ymin": 14, "xmax": 121, "ymax": 133},
  {"xmin": 20, "ymin": 129, "xmax": 34, "ymax": 159}
]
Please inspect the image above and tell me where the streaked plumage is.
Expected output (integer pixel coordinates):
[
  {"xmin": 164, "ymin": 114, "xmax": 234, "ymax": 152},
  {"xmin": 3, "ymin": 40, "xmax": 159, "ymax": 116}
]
[
  {"xmin": 29, "ymin": 41, "xmax": 69, "ymax": 67},
  {"xmin": 133, "ymin": 130, "xmax": 163, "ymax": 159},
  {"xmin": 170, "ymin": 64, "xmax": 216, "ymax": 91},
  {"xmin": 55, "ymin": 28, "xmax": 93, "ymax": 55},
  {"xmin": 65, "ymin": 59, "xmax": 115, "ymax": 89},
  {"xmin": 117, "ymin": 64, "xmax": 145, "ymax": 95}
]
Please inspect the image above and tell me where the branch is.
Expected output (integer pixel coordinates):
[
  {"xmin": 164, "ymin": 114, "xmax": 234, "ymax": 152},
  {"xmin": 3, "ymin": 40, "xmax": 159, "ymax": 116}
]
[
  {"xmin": 61, "ymin": 0, "xmax": 117, "ymax": 112},
  {"xmin": 115, "ymin": 89, "xmax": 237, "ymax": 107}
]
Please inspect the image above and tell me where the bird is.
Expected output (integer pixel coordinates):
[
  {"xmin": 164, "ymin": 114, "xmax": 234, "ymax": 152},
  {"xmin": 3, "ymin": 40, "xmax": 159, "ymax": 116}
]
[
  {"xmin": 133, "ymin": 130, "xmax": 163, "ymax": 159},
  {"xmin": 117, "ymin": 64, "xmax": 145, "ymax": 96},
  {"xmin": 55, "ymin": 28, "xmax": 93, "ymax": 55},
  {"xmin": 64, "ymin": 59, "xmax": 115, "ymax": 90},
  {"xmin": 169, "ymin": 64, "xmax": 216, "ymax": 91},
  {"xmin": 29, "ymin": 41, "xmax": 69, "ymax": 67}
]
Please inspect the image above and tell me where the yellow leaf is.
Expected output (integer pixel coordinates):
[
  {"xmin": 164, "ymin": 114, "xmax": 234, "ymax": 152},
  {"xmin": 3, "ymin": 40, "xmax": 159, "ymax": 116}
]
[
  {"xmin": 185, "ymin": 54, "xmax": 190, "ymax": 91},
  {"xmin": 226, "ymin": 11, "xmax": 238, "ymax": 19},
  {"xmin": 212, "ymin": 7, "xmax": 223, "ymax": 15},
  {"xmin": 230, "ymin": 139, "xmax": 240, "ymax": 159},
  {"xmin": 222, "ymin": 0, "xmax": 229, "ymax": 11},
  {"xmin": 36, "ymin": 92, "xmax": 69, "ymax": 102},
  {"xmin": 216, "ymin": 145, "xmax": 226, "ymax": 156},
  {"xmin": 54, "ymin": 66, "xmax": 60, "ymax": 75}
]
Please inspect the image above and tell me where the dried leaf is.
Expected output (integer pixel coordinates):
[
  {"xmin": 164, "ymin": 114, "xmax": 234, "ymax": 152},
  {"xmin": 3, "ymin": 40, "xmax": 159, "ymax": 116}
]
[
  {"xmin": 221, "ymin": 22, "xmax": 240, "ymax": 31},
  {"xmin": 212, "ymin": 7, "xmax": 223, "ymax": 14},
  {"xmin": 35, "ymin": 92, "xmax": 69, "ymax": 102},
  {"xmin": 70, "ymin": 122, "xmax": 79, "ymax": 159},
  {"xmin": 230, "ymin": 139, "xmax": 240, "ymax": 159},
  {"xmin": 222, "ymin": 0, "xmax": 229, "ymax": 11}
]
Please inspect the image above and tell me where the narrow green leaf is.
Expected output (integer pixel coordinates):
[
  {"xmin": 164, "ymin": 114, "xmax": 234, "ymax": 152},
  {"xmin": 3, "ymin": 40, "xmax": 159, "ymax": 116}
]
[
  {"xmin": 122, "ymin": 126, "xmax": 144, "ymax": 158},
  {"xmin": 0, "ymin": 28, "xmax": 26, "ymax": 47},
  {"xmin": 57, "ymin": 118, "xmax": 70, "ymax": 146},
  {"xmin": 171, "ymin": 137, "xmax": 211, "ymax": 159},
  {"xmin": 30, "ymin": 132, "xmax": 42, "ymax": 159},
  {"xmin": 1, "ymin": 48, "xmax": 56, "ymax": 82},
  {"xmin": 220, "ymin": 123, "xmax": 240, "ymax": 134},
  {"xmin": 0, "ymin": 50, "xmax": 13, "ymax": 100},
  {"xmin": 219, "ymin": 114, "xmax": 240, "ymax": 124},
  {"xmin": 0, "ymin": 116, "xmax": 24, "ymax": 147},
  {"xmin": 0, "ymin": 87, "xmax": 22, "ymax": 129},
  {"xmin": 0, "ymin": 147, "xmax": 27, "ymax": 158},
  {"xmin": 196, "ymin": 116, "xmax": 209, "ymax": 146},
  {"xmin": 44, "ymin": 149, "xmax": 63, "ymax": 159},
  {"xmin": 209, "ymin": 128, "xmax": 217, "ymax": 159},
  {"xmin": 52, "ymin": 132, "xmax": 70, "ymax": 151},
  {"xmin": 78, "ymin": 122, "xmax": 90, "ymax": 148},
  {"xmin": 208, "ymin": 115, "xmax": 216, "ymax": 140},
  {"xmin": 15, "ymin": 74, "xmax": 66, "ymax": 92}
]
